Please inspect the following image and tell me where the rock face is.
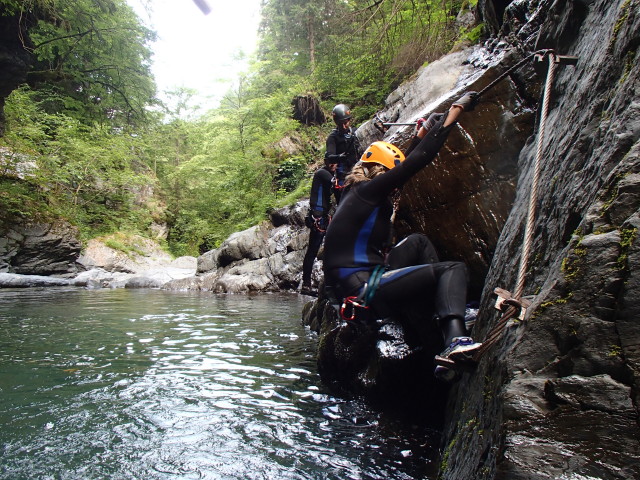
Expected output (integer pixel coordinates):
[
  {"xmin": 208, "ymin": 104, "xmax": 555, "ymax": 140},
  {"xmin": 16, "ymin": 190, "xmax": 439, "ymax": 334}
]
[
  {"xmin": 357, "ymin": 44, "xmax": 537, "ymax": 298},
  {"xmin": 0, "ymin": 221, "xmax": 82, "ymax": 276},
  {"xmin": 307, "ymin": 1, "xmax": 639, "ymax": 479},
  {"xmin": 439, "ymin": 1, "xmax": 640, "ymax": 479}
]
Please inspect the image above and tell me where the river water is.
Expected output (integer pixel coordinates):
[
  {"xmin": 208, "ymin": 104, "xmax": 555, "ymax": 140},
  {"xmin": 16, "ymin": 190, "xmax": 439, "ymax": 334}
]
[{"xmin": 0, "ymin": 288, "xmax": 440, "ymax": 480}]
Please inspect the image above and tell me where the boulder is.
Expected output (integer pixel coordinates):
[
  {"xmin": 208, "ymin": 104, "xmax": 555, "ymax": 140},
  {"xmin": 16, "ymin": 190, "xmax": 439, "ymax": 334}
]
[
  {"xmin": 183, "ymin": 202, "xmax": 314, "ymax": 293},
  {"xmin": 0, "ymin": 221, "xmax": 82, "ymax": 276}
]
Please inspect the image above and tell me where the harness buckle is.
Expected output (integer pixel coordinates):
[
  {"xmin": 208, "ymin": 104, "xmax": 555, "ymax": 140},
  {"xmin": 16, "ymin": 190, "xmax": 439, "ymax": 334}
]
[{"xmin": 340, "ymin": 295, "xmax": 368, "ymax": 321}]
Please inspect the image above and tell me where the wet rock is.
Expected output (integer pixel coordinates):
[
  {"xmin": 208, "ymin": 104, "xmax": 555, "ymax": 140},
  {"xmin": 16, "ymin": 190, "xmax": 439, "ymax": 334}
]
[
  {"xmin": 0, "ymin": 221, "xmax": 82, "ymax": 276},
  {"xmin": 185, "ymin": 201, "xmax": 314, "ymax": 293},
  {"xmin": 302, "ymin": 294, "xmax": 449, "ymax": 425},
  {"xmin": 439, "ymin": 1, "xmax": 640, "ymax": 479},
  {"xmin": 544, "ymin": 374, "xmax": 634, "ymax": 413},
  {"xmin": 0, "ymin": 272, "xmax": 70, "ymax": 288}
]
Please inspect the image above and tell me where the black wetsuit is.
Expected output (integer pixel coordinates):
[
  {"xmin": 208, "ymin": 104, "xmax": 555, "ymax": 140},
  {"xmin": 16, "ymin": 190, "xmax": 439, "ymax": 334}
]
[
  {"xmin": 323, "ymin": 114, "xmax": 467, "ymax": 344},
  {"xmin": 325, "ymin": 126, "xmax": 361, "ymax": 203},
  {"xmin": 302, "ymin": 166, "xmax": 334, "ymax": 287}
]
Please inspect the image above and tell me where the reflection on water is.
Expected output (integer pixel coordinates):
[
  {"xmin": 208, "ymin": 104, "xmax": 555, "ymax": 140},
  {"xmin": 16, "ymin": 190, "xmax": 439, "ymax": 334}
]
[{"xmin": 0, "ymin": 288, "xmax": 439, "ymax": 479}]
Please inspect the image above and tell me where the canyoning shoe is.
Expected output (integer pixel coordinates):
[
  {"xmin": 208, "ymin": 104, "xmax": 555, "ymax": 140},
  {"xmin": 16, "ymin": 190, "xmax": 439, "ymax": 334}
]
[
  {"xmin": 464, "ymin": 304, "xmax": 479, "ymax": 333},
  {"xmin": 439, "ymin": 336, "xmax": 482, "ymax": 364}
]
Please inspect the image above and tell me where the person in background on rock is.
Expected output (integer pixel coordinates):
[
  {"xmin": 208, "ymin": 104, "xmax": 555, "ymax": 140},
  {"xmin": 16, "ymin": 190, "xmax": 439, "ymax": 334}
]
[
  {"xmin": 325, "ymin": 104, "xmax": 362, "ymax": 204},
  {"xmin": 322, "ymin": 92, "xmax": 482, "ymax": 383},
  {"xmin": 301, "ymin": 159, "xmax": 337, "ymax": 296}
]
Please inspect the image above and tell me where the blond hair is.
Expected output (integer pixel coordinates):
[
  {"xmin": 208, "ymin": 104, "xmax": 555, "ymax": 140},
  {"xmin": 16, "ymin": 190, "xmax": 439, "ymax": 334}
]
[{"xmin": 344, "ymin": 162, "xmax": 387, "ymax": 187}]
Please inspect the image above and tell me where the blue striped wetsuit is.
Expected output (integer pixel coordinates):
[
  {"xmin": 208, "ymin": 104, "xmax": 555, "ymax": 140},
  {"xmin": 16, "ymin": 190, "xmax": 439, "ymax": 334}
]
[
  {"xmin": 302, "ymin": 166, "xmax": 334, "ymax": 288},
  {"xmin": 323, "ymin": 114, "xmax": 468, "ymax": 343}
]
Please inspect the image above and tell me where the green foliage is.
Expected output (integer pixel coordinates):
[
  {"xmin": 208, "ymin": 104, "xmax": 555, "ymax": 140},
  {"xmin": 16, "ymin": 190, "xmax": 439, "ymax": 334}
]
[
  {"xmin": 103, "ymin": 233, "xmax": 147, "ymax": 257},
  {"xmin": 309, "ymin": 0, "xmax": 464, "ymax": 107},
  {"xmin": 276, "ymin": 156, "xmax": 308, "ymax": 192},
  {"xmin": 460, "ymin": 23, "xmax": 485, "ymax": 44},
  {"xmin": 0, "ymin": 178, "xmax": 48, "ymax": 226},
  {"xmin": 16, "ymin": 0, "xmax": 158, "ymax": 128},
  {"xmin": 1, "ymin": 86, "xmax": 157, "ymax": 239},
  {"xmin": 1, "ymin": 0, "xmax": 482, "ymax": 256}
]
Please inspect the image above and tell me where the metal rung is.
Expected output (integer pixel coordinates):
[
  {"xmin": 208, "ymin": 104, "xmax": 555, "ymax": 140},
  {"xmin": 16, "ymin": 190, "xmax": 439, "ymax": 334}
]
[
  {"xmin": 555, "ymin": 55, "xmax": 578, "ymax": 65},
  {"xmin": 534, "ymin": 53, "xmax": 578, "ymax": 66},
  {"xmin": 493, "ymin": 287, "xmax": 532, "ymax": 321}
]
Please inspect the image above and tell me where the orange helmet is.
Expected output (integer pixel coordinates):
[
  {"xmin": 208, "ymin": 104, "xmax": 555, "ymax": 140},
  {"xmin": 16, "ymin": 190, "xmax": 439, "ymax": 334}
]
[{"xmin": 360, "ymin": 141, "xmax": 405, "ymax": 170}]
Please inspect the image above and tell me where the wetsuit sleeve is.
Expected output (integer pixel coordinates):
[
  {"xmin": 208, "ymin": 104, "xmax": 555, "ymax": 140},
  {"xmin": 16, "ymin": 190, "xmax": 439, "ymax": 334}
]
[
  {"xmin": 403, "ymin": 135, "xmax": 422, "ymax": 158},
  {"xmin": 324, "ymin": 130, "xmax": 342, "ymax": 163},
  {"xmin": 357, "ymin": 114, "xmax": 454, "ymax": 202}
]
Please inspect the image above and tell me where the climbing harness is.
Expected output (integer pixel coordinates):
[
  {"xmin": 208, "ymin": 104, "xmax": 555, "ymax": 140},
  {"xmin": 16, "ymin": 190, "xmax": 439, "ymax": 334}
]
[
  {"xmin": 340, "ymin": 264, "xmax": 386, "ymax": 321},
  {"xmin": 313, "ymin": 215, "xmax": 330, "ymax": 233},
  {"xmin": 332, "ymin": 175, "xmax": 345, "ymax": 192}
]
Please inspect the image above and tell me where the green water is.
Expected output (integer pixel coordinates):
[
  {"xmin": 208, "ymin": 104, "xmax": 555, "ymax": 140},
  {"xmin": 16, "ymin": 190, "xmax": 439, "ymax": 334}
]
[{"xmin": 0, "ymin": 288, "xmax": 439, "ymax": 479}]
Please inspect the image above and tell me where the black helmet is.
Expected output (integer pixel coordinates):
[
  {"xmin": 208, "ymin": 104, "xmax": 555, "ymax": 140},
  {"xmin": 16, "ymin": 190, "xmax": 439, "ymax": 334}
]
[{"xmin": 332, "ymin": 104, "xmax": 352, "ymax": 124}]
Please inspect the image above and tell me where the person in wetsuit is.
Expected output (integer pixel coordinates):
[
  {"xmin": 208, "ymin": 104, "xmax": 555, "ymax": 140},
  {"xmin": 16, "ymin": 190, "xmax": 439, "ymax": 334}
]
[
  {"xmin": 325, "ymin": 104, "xmax": 361, "ymax": 204},
  {"xmin": 301, "ymin": 160, "xmax": 337, "ymax": 295},
  {"xmin": 322, "ymin": 92, "xmax": 481, "ymax": 382}
]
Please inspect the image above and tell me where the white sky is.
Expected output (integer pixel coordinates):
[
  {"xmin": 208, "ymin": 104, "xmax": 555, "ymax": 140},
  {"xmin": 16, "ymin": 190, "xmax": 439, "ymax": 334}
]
[{"xmin": 127, "ymin": 0, "xmax": 263, "ymax": 115}]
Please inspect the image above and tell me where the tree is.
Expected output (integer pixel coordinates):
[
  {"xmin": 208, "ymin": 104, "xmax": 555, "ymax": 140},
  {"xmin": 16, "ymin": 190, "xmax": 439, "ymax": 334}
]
[{"xmin": 0, "ymin": 0, "xmax": 158, "ymax": 131}]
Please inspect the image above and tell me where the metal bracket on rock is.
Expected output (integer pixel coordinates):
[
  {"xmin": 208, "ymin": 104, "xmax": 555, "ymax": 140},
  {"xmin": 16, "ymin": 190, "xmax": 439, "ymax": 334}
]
[
  {"xmin": 493, "ymin": 287, "xmax": 532, "ymax": 321},
  {"xmin": 372, "ymin": 112, "xmax": 417, "ymax": 134},
  {"xmin": 534, "ymin": 51, "xmax": 579, "ymax": 65}
]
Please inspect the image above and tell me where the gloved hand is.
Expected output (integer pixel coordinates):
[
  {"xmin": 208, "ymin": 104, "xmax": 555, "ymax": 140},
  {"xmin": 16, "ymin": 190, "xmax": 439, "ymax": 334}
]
[
  {"xmin": 417, "ymin": 114, "xmax": 439, "ymax": 134},
  {"xmin": 452, "ymin": 91, "xmax": 479, "ymax": 112}
]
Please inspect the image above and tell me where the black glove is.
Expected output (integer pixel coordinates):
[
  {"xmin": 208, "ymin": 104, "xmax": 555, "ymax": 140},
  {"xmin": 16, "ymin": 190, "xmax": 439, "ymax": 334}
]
[
  {"xmin": 417, "ymin": 114, "xmax": 439, "ymax": 133},
  {"xmin": 452, "ymin": 91, "xmax": 479, "ymax": 112}
]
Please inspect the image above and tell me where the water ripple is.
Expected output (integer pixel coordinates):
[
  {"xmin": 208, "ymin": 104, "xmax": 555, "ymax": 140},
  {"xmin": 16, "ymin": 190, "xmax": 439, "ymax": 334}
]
[{"xmin": 0, "ymin": 288, "xmax": 439, "ymax": 479}]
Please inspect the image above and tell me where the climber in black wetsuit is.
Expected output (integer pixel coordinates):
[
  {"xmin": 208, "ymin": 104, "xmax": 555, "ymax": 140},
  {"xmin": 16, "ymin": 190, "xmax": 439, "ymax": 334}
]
[
  {"xmin": 301, "ymin": 160, "xmax": 336, "ymax": 295},
  {"xmin": 325, "ymin": 104, "xmax": 361, "ymax": 204},
  {"xmin": 322, "ymin": 92, "xmax": 481, "ymax": 382}
]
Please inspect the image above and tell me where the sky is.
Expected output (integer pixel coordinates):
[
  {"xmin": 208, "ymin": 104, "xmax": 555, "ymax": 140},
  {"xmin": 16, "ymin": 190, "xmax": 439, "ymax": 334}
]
[{"xmin": 126, "ymin": 0, "xmax": 263, "ymax": 115}]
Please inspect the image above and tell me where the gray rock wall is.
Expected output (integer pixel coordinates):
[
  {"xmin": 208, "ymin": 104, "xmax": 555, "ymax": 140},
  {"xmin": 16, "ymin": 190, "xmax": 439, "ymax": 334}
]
[
  {"xmin": 441, "ymin": 0, "xmax": 640, "ymax": 479},
  {"xmin": 0, "ymin": 221, "xmax": 82, "ymax": 276},
  {"xmin": 167, "ymin": 201, "xmax": 313, "ymax": 293}
]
